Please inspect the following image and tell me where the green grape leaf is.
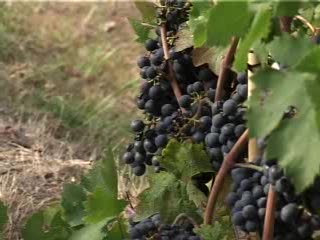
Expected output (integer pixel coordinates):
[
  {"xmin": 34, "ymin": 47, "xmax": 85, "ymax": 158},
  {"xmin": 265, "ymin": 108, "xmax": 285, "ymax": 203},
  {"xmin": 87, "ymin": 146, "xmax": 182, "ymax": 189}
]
[
  {"xmin": 267, "ymin": 34, "xmax": 315, "ymax": 67},
  {"xmin": 70, "ymin": 218, "xmax": 115, "ymax": 240},
  {"xmin": 134, "ymin": 1, "xmax": 156, "ymax": 23},
  {"xmin": 22, "ymin": 212, "xmax": 48, "ymax": 240},
  {"xmin": 136, "ymin": 172, "xmax": 200, "ymax": 222},
  {"xmin": 105, "ymin": 218, "xmax": 128, "ymax": 240},
  {"xmin": 186, "ymin": 182, "xmax": 207, "ymax": 209},
  {"xmin": 248, "ymin": 69, "xmax": 320, "ymax": 192},
  {"xmin": 61, "ymin": 184, "xmax": 86, "ymax": 227},
  {"xmin": 84, "ymin": 187, "xmax": 126, "ymax": 224},
  {"xmin": 274, "ymin": 1, "xmax": 302, "ymax": 16},
  {"xmin": 83, "ymin": 149, "xmax": 118, "ymax": 196},
  {"xmin": 195, "ymin": 221, "xmax": 234, "ymax": 240},
  {"xmin": 295, "ymin": 48, "xmax": 320, "ymax": 73},
  {"xmin": 252, "ymin": 41, "xmax": 269, "ymax": 68},
  {"xmin": 234, "ymin": 6, "xmax": 272, "ymax": 71},
  {"xmin": 189, "ymin": 1, "xmax": 213, "ymax": 47},
  {"xmin": 206, "ymin": 2, "xmax": 253, "ymax": 46},
  {"xmin": 22, "ymin": 210, "xmax": 71, "ymax": 240},
  {"xmin": 248, "ymin": 70, "xmax": 313, "ymax": 137},
  {"xmin": 161, "ymin": 139, "xmax": 212, "ymax": 182},
  {"xmin": 129, "ymin": 18, "xmax": 151, "ymax": 43}
]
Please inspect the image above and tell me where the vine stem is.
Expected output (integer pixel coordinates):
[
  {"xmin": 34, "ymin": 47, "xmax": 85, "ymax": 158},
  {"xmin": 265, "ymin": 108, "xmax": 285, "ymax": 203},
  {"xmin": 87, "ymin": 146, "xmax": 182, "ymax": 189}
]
[
  {"xmin": 204, "ymin": 129, "xmax": 249, "ymax": 224},
  {"xmin": 214, "ymin": 37, "xmax": 239, "ymax": 102},
  {"xmin": 294, "ymin": 15, "xmax": 315, "ymax": 34},
  {"xmin": 280, "ymin": 16, "xmax": 293, "ymax": 33},
  {"xmin": 263, "ymin": 185, "xmax": 277, "ymax": 240},
  {"xmin": 160, "ymin": 24, "xmax": 186, "ymax": 113}
]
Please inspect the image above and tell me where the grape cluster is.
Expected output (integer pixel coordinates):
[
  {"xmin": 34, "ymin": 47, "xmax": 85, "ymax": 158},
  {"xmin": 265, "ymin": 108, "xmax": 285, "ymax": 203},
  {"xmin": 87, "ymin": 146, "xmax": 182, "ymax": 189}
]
[
  {"xmin": 123, "ymin": 0, "xmax": 221, "ymax": 176},
  {"xmin": 226, "ymin": 159, "xmax": 320, "ymax": 239},
  {"xmin": 205, "ymin": 73, "xmax": 248, "ymax": 171},
  {"xmin": 129, "ymin": 214, "xmax": 201, "ymax": 240}
]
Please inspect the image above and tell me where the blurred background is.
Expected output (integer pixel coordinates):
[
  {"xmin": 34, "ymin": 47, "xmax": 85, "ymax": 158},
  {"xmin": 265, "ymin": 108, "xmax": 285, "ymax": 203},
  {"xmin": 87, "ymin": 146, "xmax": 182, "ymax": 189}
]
[{"xmin": 0, "ymin": 2, "xmax": 143, "ymax": 239}]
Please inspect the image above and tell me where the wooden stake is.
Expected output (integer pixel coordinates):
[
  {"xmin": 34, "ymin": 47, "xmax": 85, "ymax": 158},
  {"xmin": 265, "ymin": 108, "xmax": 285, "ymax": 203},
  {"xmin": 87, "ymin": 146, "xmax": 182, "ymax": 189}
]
[{"xmin": 247, "ymin": 51, "xmax": 261, "ymax": 162}]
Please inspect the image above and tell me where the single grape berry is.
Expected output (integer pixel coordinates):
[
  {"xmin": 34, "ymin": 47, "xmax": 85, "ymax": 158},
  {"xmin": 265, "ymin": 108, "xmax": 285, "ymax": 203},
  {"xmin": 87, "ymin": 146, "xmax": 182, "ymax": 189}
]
[
  {"xmin": 205, "ymin": 133, "xmax": 220, "ymax": 148},
  {"xmin": 123, "ymin": 151, "xmax": 134, "ymax": 164},
  {"xmin": 237, "ymin": 84, "xmax": 248, "ymax": 98},
  {"xmin": 179, "ymin": 95, "xmax": 192, "ymax": 108},
  {"xmin": 223, "ymin": 99, "xmax": 237, "ymax": 115},
  {"xmin": 212, "ymin": 114, "xmax": 226, "ymax": 128},
  {"xmin": 237, "ymin": 72, "xmax": 247, "ymax": 84},
  {"xmin": 131, "ymin": 120, "xmax": 145, "ymax": 132},
  {"xmin": 137, "ymin": 56, "xmax": 150, "ymax": 68},
  {"xmin": 234, "ymin": 124, "xmax": 246, "ymax": 138},
  {"xmin": 133, "ymin": 164, "xmax": 146, "ymax": 176},
  {"xmin": 146, "ymin": 66, "xmax": 158, "ymax": 79},
  {"xmin": 232, "ymin": 211, "xmax": 245, "ymax": 226},
  {"xmin": 192, "ymin": 131, "xmax": 205, "ymax": 143},
  {"xmin": 145, "ymin": 39, "xmax": 159, "ymax": 51},
  {"xmin": 193, "ymin": 81, "xmax": 204, "ymax": 92},
  {"xmin": 242, "ymin": 205, "xmax": 258, "ymax": 220},
  {"xmin": 155, "ymin": 134, "xmax": 168, "ymax": 147},
  {"xmin": 161, "ymin": 104, "xmax": 175, "ymax": 116},
  {"xmin": 149, "ymin": 85, "xmax": 162, "ymax": 100},
  {"xmin": 280, "ymin": 203, "xmax": 299, "ymax": 223}
]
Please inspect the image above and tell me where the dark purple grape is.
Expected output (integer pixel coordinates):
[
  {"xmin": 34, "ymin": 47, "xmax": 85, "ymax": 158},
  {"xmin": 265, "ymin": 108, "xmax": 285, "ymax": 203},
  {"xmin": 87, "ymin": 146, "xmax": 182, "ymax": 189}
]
[
  {"xmin": 145, "ymin": 39, "xmax": 159, "ymax": 51},
  {"xmin": 131, "ymin": 120, "xmax": 145, "ymax": 132}
]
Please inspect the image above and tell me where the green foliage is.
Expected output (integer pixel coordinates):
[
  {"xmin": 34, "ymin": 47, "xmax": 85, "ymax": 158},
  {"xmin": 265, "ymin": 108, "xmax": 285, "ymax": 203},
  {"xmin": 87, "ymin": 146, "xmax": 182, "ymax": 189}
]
[
  {"xmin": 136, "ymin": 172, "xmax": 200, "ymax": 222},
  {"xmin": 189, "ymin": 1, "xmax": 213, "ymax": 47},
  {"xmin": 69, "ymin": 218, "xmax": 114, "ymax": 240},
  {"xmin": 234, "ymin": 5, "xmax": 272, "ymax": 71},
  {"xmin": 195, "ymin": 220, "xmax": 234, "ymax": 240},
  {"xmin": 22, "ymin": 211, "xmax": 71, "ymax": 240},
  {"xmin": 267, "ymin": 34, "xmax": 315, "ymax": 66},
  {"xmin": 83, "ymin": 149, "xmax": 119, "ymax": 195},
  {"xmin": 206, "ymin": 2, "xmax": 253, "ymax": 46},
  {"xmin": 134, "ymin": 1, "xmax": 156, "ymax": 23},
  {"xmin": 248, "ymin": 69, "xmax": 320, "ymax": 192},
  {"xmin": 186, "ymin": 182, "xmax": 207, "ymax": 209},
  {"xmin": 0, "ymin": 201, "xmax": 8, "ymax": 240},
  {"xmin": 84, "ymin": 187, "xmax": 126, "ymax": 224},
  {"xmin": 274, "ymin": 1, "xmax": 301, "ymax": 16},
  {"xmin": 161, "ymin": 139, "xmax": 212, "ymax": 182},
  {"xmin": 129, "ymin": 18, "xmax": 152, "ymax": 43},
  {"xmin": 61, "ymin": 184, "xmax": 87, "ymax": 227}
]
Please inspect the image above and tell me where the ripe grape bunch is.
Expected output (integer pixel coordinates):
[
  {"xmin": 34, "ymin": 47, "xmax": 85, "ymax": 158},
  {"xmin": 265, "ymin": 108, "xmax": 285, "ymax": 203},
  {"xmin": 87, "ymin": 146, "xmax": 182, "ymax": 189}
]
[
  {"xmin": 227, "ymin": 155, "xmax": 320, "ymax": 240},
  {"xmin": 129, "ymin": 214, "xmax": 201, "ymax": 240},
  {"xmin": 122, "ymin": 0, "xmax": 248, "ymax": 177}
]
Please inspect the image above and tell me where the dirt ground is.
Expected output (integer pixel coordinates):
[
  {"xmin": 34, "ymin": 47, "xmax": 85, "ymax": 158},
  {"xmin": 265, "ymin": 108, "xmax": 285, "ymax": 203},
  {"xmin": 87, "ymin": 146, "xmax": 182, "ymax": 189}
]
[{"xmin": 0, "ymin": 2, "xmax": 144, "ymax": 239}]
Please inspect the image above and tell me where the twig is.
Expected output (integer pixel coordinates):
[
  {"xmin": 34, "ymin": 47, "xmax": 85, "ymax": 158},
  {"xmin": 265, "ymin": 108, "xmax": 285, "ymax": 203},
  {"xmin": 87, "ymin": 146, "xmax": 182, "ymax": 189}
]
[
  {"xmin": 214, "ymin": 37, "xmax": 239, "ymax": 102},
  {"xmin": 173, "ymin": 213, "xmax": 199, "ymax": 228},
  {"xmin": 280, "ymin": 16, "xmax": 293, "ymax": 33},
  {"xmin": 294, "ymin": 15, "xmax": 314, "ymax": 34},
  {"xmin": 263, "ymin": 185, "xmax": 277, "ymax": 240},
  {"xmin": 160, "ymin": 24, "xmax": 186, "ymax": 113},
  {"xmin": 234, "ymin": 163, "xmax": 263, "ymax": 172},
  {"xmin": 204, "ymin": 129, "xmax": 249, "ymax": 224}
]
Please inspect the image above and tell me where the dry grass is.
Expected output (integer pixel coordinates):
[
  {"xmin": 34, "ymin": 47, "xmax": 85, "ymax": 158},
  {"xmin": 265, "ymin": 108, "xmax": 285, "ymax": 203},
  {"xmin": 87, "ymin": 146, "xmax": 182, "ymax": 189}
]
[
  {"xmin": 0, "ymin": 114, "xmax": 91, "ymax": 240},
  {"xmin": 0, "ymin": 2, "xmax": 147, "ymax": 239}
]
